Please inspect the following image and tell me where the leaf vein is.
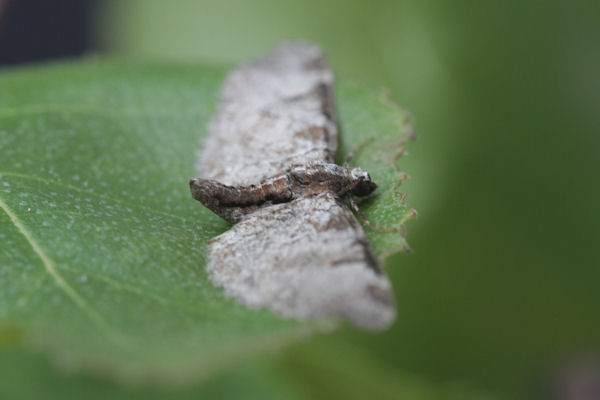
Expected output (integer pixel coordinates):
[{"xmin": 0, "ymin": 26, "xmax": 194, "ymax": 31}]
[{"xmin": 0, "ymin": 194, "xmax": 113, "ymax": 333}]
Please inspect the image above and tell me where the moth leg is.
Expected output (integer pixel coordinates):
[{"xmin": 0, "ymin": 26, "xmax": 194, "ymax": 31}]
[
  {"xmin": 343, "ymin": 137, "xmax": 374, "ymax": 167},
  {"xmin": 348, "ymin": 193, "xmax": 398, "ymax": 232}
]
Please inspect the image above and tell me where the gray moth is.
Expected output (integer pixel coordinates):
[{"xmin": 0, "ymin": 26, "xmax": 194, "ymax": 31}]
[{"xmin": 190, "ymin": 42, "xmax": 395, "ymax": 330}]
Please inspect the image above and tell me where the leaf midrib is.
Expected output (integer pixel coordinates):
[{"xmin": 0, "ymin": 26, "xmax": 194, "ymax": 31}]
[{"xmin": 0, "ymin": 193, "xmax": 113, "ymax": 334}]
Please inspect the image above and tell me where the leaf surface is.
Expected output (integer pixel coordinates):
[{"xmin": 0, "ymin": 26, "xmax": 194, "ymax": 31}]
[{"xmin": 0, "ymin": 60, "xmax": 414, "ymax": 383}]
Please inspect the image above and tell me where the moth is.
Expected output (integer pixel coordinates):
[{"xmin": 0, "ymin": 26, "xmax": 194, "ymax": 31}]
[{"xmin": 190, "ymin": 42, "xmax": 395, "ymax": 330}]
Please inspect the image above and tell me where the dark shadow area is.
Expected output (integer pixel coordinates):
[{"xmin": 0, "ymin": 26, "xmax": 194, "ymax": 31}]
[{"xmin": 0, "ymin": 0, "xmax": 95, "ymax": 66}]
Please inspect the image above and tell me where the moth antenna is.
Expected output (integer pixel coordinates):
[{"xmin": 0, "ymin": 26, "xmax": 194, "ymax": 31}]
[
  {"xmin": 343, "ymin": 137, "xmax": 375, "ymax": 167},
  {"xmin": 348, "ymin": 193, "xmax": 398, "ymax": 232}
]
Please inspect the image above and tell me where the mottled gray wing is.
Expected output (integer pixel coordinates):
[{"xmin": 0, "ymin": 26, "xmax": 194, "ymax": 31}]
[
  {"xmin": 198, "ymin": 42, "xmax": 338, "ymax": 186},
  {"xmin": 205, "ymin": 192, "xmax": 395, "ymax": 330}
]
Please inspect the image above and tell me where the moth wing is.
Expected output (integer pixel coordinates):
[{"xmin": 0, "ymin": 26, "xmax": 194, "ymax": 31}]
[
  {"xmin": 205, "ymin": 192, "xmax": 395, "ymax": 330},
  {"xmin": 198, "ymin": 42, "xmax": 338, "ymax": 186}
]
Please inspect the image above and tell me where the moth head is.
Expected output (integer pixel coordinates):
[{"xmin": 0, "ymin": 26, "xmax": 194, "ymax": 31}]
[{"xmin": 350, "ymin": 168, "xmax": 378, "ymax": 197}]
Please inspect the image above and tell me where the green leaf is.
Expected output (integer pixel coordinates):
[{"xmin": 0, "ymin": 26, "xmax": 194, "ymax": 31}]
[
  {"xmin": 0, "ymin": 60, "xmax": 414, "ymax": 383},
  {"xmin": 0, "ymin": 344, "xmax": 505, "ymax": 400},
  {"xmin": 0, "ymin": 347, "xmax": 311, "ymax": 400},
  {"xmin": 336, "ymin": 84, "xmax": 416, "ymax": 258}
]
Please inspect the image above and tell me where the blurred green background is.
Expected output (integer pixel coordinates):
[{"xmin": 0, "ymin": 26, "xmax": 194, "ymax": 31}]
[{"xmin": 3, "ymin": 0, "xmax": 599, "ymax": 398}]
